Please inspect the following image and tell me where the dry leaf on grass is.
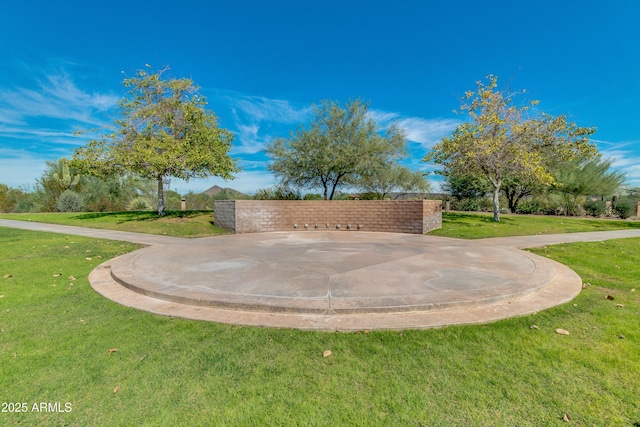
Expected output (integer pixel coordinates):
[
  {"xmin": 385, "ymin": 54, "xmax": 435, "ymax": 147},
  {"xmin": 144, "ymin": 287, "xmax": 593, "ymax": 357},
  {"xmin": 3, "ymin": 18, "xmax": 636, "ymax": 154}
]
[
  {"xmin": 113, "ymin": 385, "xmax": 120, "ymax": 394},
  {"xmin": 555, "ymin": 329, "xmax": 570, "ymax": 335},
  {"xmin": 323, "ymin": 350, "xmax": 332, "ymax": 358},
  {"xmin": 563, "ymin": 413, "xmax": 571, "ymax": 422},
  {"xmin": 68, "ymin": 276, "xmax": 76, "ymax": 281},
  {"xmin": 108, "ymin": 348, "xmax": 118, "ymax": 355},
  {"xmin": 3, "ymin": 274, "xmax": 11, "ymax": 279}
]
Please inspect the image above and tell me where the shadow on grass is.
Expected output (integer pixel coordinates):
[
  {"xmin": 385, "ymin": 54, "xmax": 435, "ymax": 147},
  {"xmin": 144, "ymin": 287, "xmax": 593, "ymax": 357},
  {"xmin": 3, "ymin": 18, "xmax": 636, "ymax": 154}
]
[
  {"xmin": 443, "ymin": 212, "xmax": 514, "ymax": 226},
  {"xmin": 71, "ymin": 210, "xmax": 213, "ymax": 224}
]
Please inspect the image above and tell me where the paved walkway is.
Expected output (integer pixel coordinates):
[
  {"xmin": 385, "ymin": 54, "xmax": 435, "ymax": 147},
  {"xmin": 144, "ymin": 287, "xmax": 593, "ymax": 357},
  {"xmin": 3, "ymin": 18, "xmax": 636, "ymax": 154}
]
[
  {"xmin": 3, "ymin": 219, "xmax": 640, "ymax": 330},
  {"xmin": 0, "ymin": 218, "xmax": 187, "ymax": 246}
]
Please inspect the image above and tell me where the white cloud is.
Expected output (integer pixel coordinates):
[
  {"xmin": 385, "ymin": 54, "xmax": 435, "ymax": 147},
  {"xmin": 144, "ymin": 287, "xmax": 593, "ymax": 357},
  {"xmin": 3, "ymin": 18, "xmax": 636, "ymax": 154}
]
[
  {"xmin": 227, "ymin": 95, "xmax": 312, "ymax": 124},
  {"xmin": 208, "ymin": 91, "xmax": 312, "ymax": 155},
  {"xmin": 0, "ymin": 70, "xmax": 118, "ymax": 128},
  {"xmin": 0, "ymin": 125, "xmax": 80, "ymax": 145},
  {"xmin": 598, "ymin": 142, "xmax": 640, "ymax": 187},
  {"xmin": 368, "ymin": 109, "xmax": 460, "ymax": 148},
  {"xmin": 395, "ymin": 117, "xmax": 460, "ymax": 147},
  {"xmin": 367, "ymin": 109, "xmax": 400, "ymax": 124},
  {"xmin": 0, "ymin": 149, "xmax": 48, "ymax": 188},
  {"xmin": 231, "ymin": 123, "xmax": 272, "ymax": 155}
]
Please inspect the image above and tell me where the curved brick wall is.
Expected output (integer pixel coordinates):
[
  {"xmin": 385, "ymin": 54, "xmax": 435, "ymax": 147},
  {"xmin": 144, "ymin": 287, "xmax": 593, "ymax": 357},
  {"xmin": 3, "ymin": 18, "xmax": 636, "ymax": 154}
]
[{"xmin": 214, "ymin": 200, "xmax": 442, "ymax": 234}]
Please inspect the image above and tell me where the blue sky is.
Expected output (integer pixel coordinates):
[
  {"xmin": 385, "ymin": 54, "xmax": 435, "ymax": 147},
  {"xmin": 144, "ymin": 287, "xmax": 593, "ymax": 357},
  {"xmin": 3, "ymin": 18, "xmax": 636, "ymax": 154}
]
[{"xmin": 1, "ymin": 0, "xmax": 639, "ymax": 194}]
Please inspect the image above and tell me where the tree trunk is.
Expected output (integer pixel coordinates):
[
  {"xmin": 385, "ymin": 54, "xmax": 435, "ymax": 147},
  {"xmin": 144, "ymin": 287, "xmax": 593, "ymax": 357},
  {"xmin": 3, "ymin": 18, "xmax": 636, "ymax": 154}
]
[
  {"xmin": 492, "ymin": 185, "xmax": 501, "ymax": 222},
  {"xmin": 507, "ymin": 193, "xmax": 516, "ymax": 214},
  {"xmin": 329, "ymin": 185, "xmax": 336, "ymax": 200},
  {"xmin": 157, "ymin": 175, "xmax": 165, "ymax": 217}
]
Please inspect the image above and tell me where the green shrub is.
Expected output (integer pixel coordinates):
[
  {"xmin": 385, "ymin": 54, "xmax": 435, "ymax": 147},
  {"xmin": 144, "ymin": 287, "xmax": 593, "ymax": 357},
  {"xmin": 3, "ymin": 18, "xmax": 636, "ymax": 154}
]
[
  {"xmin": 453, "ymin": 198, "xmax": 480, "ymax": 211},
  {"xmin": 358, "ymin": 192, "xmax": 382, "ymax": 200},
  {"xmin": 56, "ymin": 190, "xmax": 84, "ymax": 212},
  {"xmin": 515, "ymin": 200, "xmax": 541, "ymax": 215},
  {"xmin": 613, "ymin": 198, "xmax": 634, "ymax": 219},
  {"xmin": 583, "ymin": 199, "xmax": 608, "ymax": 217},
  {"xmin": 254, "ymin": 185, "xmax": 302, "ymax": 200},
  {"xmin": 303, "ymin": 193, "xmax": 323, "ymax": 200}
]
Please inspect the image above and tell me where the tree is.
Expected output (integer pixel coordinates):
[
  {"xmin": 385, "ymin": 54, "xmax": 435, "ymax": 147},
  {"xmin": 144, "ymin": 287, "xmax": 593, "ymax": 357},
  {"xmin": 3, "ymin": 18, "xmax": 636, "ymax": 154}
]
[
  {"xmin": 72, "ymin": 66, "xmax": 237, "ymax": 216},
  {"xmin": 443, "ymin": 172, "xmax": 490, "ymax": 200},
  {"xmin": 501, "ymin": 175, "xmax": 547, "ymax": 213},
  {"xmin": 266, "ymin": 99, "xmax": 406, "ymax": 200},
  {"xmin": 0, "ymin": 184, "xmax": 25, "ymax": 213},
  {"xmin": 551, "ymin": 157, "xmax": 626, "ymax": 215},
  {"xmin": 358, "ymin": 164, "xmax": 430, "ymax": 199},
  {"xmin": 424, "ymin": 75, "xmax": 597, "ymax": 221},
  {"xmin": 36, "ymin": 158, "xmax": 85, "ymax": 212}
]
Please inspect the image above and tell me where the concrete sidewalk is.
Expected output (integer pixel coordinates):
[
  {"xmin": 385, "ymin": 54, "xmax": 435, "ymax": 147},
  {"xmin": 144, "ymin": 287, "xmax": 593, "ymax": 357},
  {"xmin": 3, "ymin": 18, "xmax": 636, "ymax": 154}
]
[
  {"xmin": 481, "ymin": 229, "xmax": 640, "ymax": 248},
  {"xmin": 0, "ymin": 218, "xmax": 187, "ymax": 246}
]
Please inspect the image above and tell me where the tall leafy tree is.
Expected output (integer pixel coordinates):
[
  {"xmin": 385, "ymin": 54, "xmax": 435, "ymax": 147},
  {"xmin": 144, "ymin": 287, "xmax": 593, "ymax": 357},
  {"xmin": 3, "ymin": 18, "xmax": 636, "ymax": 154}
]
[
  {"xmin": 551, "ymin": 157, "xmax": 626, "ymax": 215},
  {"xmin": 266, "ymin": 99, "xmax": 406, "ymax": 200},
  {"xmin": 72, "ymin": 66, "xmax": 237, "ymax": 216},
  {"xmin": 358, "ymin": 164, "xmax": 430, "ymax": 199},
  {"xmin": 425, "ymin": 75, "xmax": 597, "ymax": 221}
]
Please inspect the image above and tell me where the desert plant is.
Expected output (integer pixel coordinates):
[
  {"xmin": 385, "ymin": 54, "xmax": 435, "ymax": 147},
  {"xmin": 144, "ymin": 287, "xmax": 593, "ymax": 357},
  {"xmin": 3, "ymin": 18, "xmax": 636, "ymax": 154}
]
[
  {"xmin": 583, "ymin": 199, "xmax": 608, "ymax": 217},
  {"xmin": 612, "ymin": 198, "xmax": 634, "ymax": 219},
  {"xmin": 56, "ymin": 190, "xmax": 84, "ymax": 212}
]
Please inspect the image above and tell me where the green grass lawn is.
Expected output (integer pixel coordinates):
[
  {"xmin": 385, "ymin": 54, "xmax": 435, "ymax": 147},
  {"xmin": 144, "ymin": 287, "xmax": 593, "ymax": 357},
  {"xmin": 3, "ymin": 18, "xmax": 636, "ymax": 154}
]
[
  {"xmin": 0, "ymin": 211, "xmax": 227, "ymax": 238},
  {"xmin": 0, "ymin": 217, "xmax": 639, "ymax": 425},
  {"xmin": 430, "ymin": 212, "xmax": 640, "ymax": 239}
]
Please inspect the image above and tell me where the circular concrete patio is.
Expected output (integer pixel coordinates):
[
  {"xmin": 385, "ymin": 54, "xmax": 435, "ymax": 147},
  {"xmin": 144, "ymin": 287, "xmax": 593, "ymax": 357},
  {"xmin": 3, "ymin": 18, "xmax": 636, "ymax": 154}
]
[{"xmin": 89, "ymin": 231, "xmax": 583, "ymax": 330}]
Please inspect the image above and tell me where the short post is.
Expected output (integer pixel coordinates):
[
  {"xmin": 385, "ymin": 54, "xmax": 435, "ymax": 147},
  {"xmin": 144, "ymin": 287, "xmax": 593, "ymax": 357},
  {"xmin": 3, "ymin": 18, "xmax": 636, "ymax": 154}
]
[
  {"xmin": 181, "ymin": 198, "xmax": 186, "ymax": 211},
  {"xmin": 445, "ymin": 196, "xmax": 450, "ymax": 213},
  {"xmin": 636, "ymin": 202, "xmax": 640, "ymax": 217}
]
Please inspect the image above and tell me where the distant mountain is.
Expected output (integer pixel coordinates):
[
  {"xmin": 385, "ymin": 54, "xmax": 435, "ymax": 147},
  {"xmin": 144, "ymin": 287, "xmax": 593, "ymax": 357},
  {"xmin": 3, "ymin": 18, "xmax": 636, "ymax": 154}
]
[
  {"xmin": 202, "ymin": 185, "xmax": 225, "ymax": 196},
  {"xmin": 202, "ymin": 185, "xmax": 247, "ymax": 199}
]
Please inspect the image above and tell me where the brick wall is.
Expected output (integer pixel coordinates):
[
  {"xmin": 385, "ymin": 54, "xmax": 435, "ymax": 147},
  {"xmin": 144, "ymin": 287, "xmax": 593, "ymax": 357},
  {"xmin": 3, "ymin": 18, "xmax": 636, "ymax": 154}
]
[
  {"xmin": 213, "ymin": 200, "xmax": 237, "ymax": 233},
  {"xmin": 213, "ymin": 200, "xmax": 442, "ymax": 234}
]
